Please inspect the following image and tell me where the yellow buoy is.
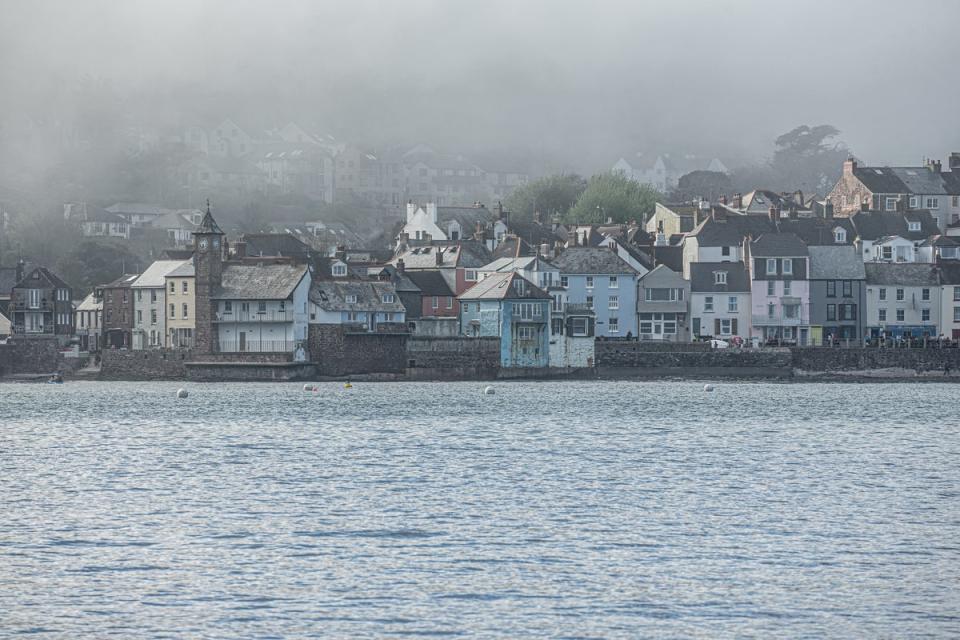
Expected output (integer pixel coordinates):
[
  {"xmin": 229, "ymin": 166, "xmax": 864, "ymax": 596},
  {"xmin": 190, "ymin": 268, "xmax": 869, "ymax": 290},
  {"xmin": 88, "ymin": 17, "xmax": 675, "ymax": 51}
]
[{"xmin": 344, "ymin": 382, "xmax": 353, "ymax": 389}]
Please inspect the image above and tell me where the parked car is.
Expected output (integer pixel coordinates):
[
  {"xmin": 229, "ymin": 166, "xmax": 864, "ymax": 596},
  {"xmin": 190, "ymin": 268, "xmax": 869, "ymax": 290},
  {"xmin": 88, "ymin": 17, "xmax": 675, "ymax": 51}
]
[{"xmin": 710, "ymin": 339, "xmax": 729, "ymax": 349}]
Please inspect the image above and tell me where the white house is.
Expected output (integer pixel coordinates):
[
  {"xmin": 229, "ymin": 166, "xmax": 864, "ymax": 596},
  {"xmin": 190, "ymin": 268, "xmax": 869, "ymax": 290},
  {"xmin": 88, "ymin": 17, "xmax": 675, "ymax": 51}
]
[
  {"xmin": 689, "ymin": 262, "xmax": 752, "ymax": 340},
  {"xmin": 871, "ymin": 235, "xmax": 920, "ymax": 263},
  {"xmin": 131, "ymin": 259, "xmax": 190, "ymax": 349},
  {"xmin": 863, "ymin": 263, "xmax": 940, "ymax": 340},
  {"xmin": 398, "ymin": 202, "xmax": 503, "ymax": 246}
]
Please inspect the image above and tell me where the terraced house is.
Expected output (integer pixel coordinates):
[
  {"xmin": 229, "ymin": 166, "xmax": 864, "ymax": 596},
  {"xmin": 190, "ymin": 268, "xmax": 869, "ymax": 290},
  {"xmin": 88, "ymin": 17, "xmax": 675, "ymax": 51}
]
[
  {"xmin": 551, "ymin": 246, "xmax": 640, "ymax": 337},
  {"xmin": 747, "ymin": 233, "xmax": 811, "ymax": 345},
  {"xmin": 131, "ymin": 259, "xmax": 189, "ymax": 349}
]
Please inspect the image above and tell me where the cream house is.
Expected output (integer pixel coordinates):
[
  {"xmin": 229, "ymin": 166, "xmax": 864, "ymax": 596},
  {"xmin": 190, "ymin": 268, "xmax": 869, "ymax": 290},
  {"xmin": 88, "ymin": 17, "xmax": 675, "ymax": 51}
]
[
  {"xmin": 165, "ymin": 261, "xmax": 195, "ymax": 348},
  {"xmin": 132, "ymin": 260, "xmax": 189, "ymax": 349}
]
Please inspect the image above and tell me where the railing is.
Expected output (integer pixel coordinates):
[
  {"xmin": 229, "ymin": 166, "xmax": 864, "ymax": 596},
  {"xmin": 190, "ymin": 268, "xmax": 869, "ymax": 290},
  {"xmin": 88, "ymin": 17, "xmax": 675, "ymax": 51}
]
[
  {"xmin": 13, "ymin": 301, "xmax": 54, "ymax": 311},
  {"xmin": 752, "ymin": 313, "xmax": 805, "ymax": 326},
  {"xmin": 214, "ymin": 310, "xmax": 291, "ymax": 322},
  {"xmin": 219, "ymin": 340, "xmax": 297, "ymax": 353},
  {"xmin": 11, "ymin": 325, "xmax": 54, "ymax": 335}
]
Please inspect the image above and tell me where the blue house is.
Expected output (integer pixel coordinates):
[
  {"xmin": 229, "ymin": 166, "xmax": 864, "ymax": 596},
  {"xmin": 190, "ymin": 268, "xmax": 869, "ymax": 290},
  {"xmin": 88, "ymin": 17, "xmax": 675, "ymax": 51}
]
[
  {"xmin": 459, "ymin": 272, "xmax": 552, "ymax": 368},
  {"xmin": 550, "ymin": 246, "xmax": 641, "ymax": 337}
]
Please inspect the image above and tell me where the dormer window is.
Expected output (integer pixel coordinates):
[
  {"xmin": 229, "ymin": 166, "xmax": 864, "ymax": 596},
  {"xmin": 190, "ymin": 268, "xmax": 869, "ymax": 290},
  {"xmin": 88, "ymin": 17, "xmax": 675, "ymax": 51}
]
[
  {"xmin": 382, "ymin": 294, "xmax": 395, "ymax": 304},
  {"xmin": 714, "ymin": 271, "xmax": 727, "ymax": 285},
  {"xmin": 332, "ymin": 263, "xmax": 347, "ymax": 277},
  {"xmin": 834, "ymin": 228, "xmax": 846, "ymax": 243},
  {"xmin": 909, "ymin": 196, "xmax": 919, "ymax": 209},
  {"xmin": 908, "ymin": 221, "xmax": 921, "ymax": 232},
  {"xmin": 782, "ymin": 259, "xmax": 793, "ymax": 275},
  {"xmin": 345, "ymin": 294, "xmax": 358, "ymax": 303}
]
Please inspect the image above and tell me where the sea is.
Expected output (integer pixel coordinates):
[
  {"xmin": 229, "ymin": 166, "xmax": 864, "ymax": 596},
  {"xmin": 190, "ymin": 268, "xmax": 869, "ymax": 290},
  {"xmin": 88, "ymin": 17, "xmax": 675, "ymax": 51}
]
[{"xmin": 1, "ymin": 381, "xmax": 958, "ymax": 638}]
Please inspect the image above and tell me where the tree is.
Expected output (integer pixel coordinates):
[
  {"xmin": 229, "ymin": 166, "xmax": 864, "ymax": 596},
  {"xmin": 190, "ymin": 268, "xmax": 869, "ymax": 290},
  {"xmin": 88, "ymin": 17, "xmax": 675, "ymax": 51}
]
[
  {"xmin": 566, "ymin": 173, "xmax": 660, "ymax": 224},
  {"xmin": 504, "ymin": 173, "xmax": 587, "ymax": 221},
  {"xmin": 770, "ymin": 124, "xmax": 850, "ymax": 194},
  {"xmin": 56, "ymin": 239, "xmax": 144, "ymax": 295},
  {"xmin": 671, "ymin": 170, "xmax": 733, "ymax": 202}
]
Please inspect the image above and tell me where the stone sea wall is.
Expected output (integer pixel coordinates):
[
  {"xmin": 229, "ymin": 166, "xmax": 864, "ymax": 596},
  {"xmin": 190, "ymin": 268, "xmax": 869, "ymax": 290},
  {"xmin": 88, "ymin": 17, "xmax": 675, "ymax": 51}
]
[
  {"xmin": 792, "ymin": 347, "xmax": 960, "ymax": 373},
  {"xmin": 0, "ymin": 338, "xmax": 62, "ymax": 376},
  {"xmin": 100, "ymin": 349, "xmax": 192, "ymax": 380},
  {"xmin": 405, "ymin": 337, "xmax": 500, "ymax": 380}
]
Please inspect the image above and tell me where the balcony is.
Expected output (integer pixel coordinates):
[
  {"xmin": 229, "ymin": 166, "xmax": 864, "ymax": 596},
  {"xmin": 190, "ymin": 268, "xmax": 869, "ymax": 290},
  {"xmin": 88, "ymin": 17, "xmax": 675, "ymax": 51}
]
[
  {"xmin": 14, "ymin": 301, "xmax": 54, "ymax": 312},
  {"xmin": 219, "ymin": 340, "xmax": 297, "ymax": 353},
  {"xmin": 214, "ymin": 310, "xmax": 291, "ymax": 323},
  {"xmin": 11, "ymin": 325, "xmax": 54, "ymax": 335},
  {"xmin": 753, "ymin": 313, "xmax": 805, "ymax": 326}
]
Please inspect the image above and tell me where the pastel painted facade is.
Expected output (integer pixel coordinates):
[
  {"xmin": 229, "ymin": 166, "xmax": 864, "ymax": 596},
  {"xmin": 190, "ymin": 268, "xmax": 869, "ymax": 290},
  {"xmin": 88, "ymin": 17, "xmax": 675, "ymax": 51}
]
[
  {"xmin": 132, "ymin": 259, "xmax": 189, "ymax": 349},
  {"xmin": 938, "ymin": 264, "xmax": 960, "ymax": 340},
  {"xmin": 864, "ymin": 263, "xmax": 940, "ymax": 339},
  {"xmin": 689, "ymin": 262, "xmax": 751, "ymax": 340},
  {"xmin": 807, "ymin": 246, "xmax": 867, "ymax": 344},
  {"xmin": 748, "ymin": 233, "xmax": 811, "ymax": 345},
  {"xmin": 165, "ymin": 262, "xmax": 195, "ymax": 348},
  {"xmin": 637, "ymin": 265, "xmax": 690, "ymax": 341},
  {"xmin": 550, "ymin": 247, "xmax": 640, "ymax": 337},
  {"xmin": 548, "ymin": 304, "xmax": 596, "ymax": 368}
]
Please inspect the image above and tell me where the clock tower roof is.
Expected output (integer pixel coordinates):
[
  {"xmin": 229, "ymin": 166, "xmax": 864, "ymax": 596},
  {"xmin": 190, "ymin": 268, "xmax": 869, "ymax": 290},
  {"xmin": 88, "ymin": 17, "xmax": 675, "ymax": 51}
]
[{"xmin": 197, "ymin": 199, "xmax": 223, "ymax": 235}]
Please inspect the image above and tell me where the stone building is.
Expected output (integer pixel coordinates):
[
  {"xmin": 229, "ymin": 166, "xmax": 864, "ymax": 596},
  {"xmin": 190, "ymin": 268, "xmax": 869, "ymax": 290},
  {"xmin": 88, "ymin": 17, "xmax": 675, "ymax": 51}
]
[
  {"xmin": 8, "ymin": 266, "xmax": 74, "ymax": 344},
  {"xmin": 100, "ymin": 274, "xmax": 139, "ymax": 349}
]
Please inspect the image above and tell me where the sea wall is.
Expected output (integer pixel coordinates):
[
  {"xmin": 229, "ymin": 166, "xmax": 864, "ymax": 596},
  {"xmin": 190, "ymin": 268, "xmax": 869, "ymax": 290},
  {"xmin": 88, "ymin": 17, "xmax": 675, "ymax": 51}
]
[
  {"xmin": 405, "ymin": 336, "xmax": 500, "ymax": 380},
  {"xmin": 100, "ymin": 349, "xmax": 192, "ymax": 380},
  {"xmin": 792, "ymin": 347, "xmax": 960, "ymax": 373},
  {"xmin": 596, "ymin": 342, "xmax": 793, "ymax": 378},
  {"xmin": 0, "ymin": 338, "xmax": 62, "ymax": 376},
  {"xmin": 308, "ymin": 325, "xmax": 407, "ymax": 377}
]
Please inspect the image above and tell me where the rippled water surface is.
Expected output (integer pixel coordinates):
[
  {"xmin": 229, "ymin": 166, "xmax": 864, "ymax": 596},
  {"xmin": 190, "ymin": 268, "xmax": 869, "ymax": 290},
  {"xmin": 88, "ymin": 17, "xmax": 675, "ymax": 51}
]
[{"xmin": 2, "ymin": 381, "xmax": 959, "ymax": 638}]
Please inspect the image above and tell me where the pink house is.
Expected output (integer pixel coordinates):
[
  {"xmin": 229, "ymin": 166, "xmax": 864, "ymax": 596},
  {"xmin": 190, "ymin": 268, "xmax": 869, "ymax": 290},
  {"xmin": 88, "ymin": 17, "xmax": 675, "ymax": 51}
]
[{"xmin": 745, "ymin": 232, "xmax": 811, "ymax": 345}]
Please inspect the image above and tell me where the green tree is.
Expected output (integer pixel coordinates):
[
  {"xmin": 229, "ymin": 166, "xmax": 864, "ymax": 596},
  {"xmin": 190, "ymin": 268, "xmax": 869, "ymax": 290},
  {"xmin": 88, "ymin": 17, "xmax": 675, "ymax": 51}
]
[
  {"xmin": 57, "ymin": 239, "xmax": 144, "ymax": 295},
  {"xmin": 505, "ymin": 173, "xmax": 588, "ymax": 221},
  {"xmin": 566, "ymin": 173, "xmax": 660, "ymax": 224},
  {"xmin": 770, "ymin": 124, "xmax": 850, "ymax": 194},
  {"xmin": 671, "ymin": 170, "xmax": 733, "ymax": 202}
]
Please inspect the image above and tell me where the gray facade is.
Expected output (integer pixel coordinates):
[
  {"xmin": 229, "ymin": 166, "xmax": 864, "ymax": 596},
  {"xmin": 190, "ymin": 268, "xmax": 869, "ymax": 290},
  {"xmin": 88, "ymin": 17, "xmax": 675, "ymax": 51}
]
[{"xmin": 807, "ymin": 246, "xmax": 867, "ymax": 343}]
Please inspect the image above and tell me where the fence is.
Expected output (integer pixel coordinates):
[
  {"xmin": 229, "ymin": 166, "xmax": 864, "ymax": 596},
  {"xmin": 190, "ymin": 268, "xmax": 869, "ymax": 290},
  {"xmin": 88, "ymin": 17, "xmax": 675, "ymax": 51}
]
[{"xmin": 219, "ymin": 339, "xmax": 298, "ymax": 353}]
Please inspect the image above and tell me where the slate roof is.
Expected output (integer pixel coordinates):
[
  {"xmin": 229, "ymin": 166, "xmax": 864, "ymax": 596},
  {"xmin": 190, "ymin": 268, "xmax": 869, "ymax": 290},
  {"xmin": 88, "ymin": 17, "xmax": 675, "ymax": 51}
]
[
  {"xmin": 864, "ymin": 262, "xmax": 939, "ymax": 286},
  {"xmin": 853, "ymin": 166, "xmax": 960, "ymax": 195},
  {"xmin": 105, "ymin": 203, "xmax": 171, "ymax": 216},
  {"xmin": 76, "ymin": 292, "xmax": 102, "ymax": 312},
  {"xmin": 689, "ymin": 210, "xmax": 776, "ymax": 247},
  {"xmin": 403, "ymin": 270, "xmax": 454, "ymax": 297},
  {"xmin": 242, "ymin": 233, "xmax": 312, "ymax": 259},
  {"xmin": 776, "ymin": 217, "xmax": 856, "ymax": 246},
  {"xmin": 0, "ymin": 263, "xmax": 33, "ymax": 296},
  {"xmin": 750, "ymin": 232, "xmax": 808, "ymax": 257},
  {"xmin": 166, "ymin": 262, "xmax": 195, "ymax": 277},
  {"xmin": 131, "ymin": 260, "xmax": 190, "ymax": 288},
  {"xmin": 310, "ymin": 281, "xmax": 405, "ymax": 312},
  {"xmin": 550, "ymin": 247, "xmax": 637, "ymax": 275},
  {"xmin": 508, "ymin": 220, "xmax": 565, "ymax": 246},
  {"xmin": 83, "ymin": 208, "xmax": 129, "ymax": 224},
  {"xmin": 393, "ymin": 241, "xmax": 491, "ymax": 270},
  {"xmin": 936, "ymin": 263, "xmax": 960, "ymax": 285},
  {"xmin": 849, "ymin": 210, "xmax": 940, "ymax": 241},
  {"xmin": 459, "ymin": 272, "xmax": 551, "ymax": 301},
  {"xmin": 101, "ymin": 274, "xmax": 140, "ymax": 289},
  {"xmin": 920, "ymin": 235, "xmax": 960, "ymax": 248},
  {"xmin": 689, "ymin": 262, "xmax": 751, "ymax": 293},
  {"xmin": 196, "ymin": 206, "xmax": 224, "ymax": 234},
  {"xmin": 214, "ymin": 263, "xmax": 308, "ymax": 300},
  {"xmin": 14, "ymin": 266, "xmax": 71, "ymax": 291},
  {"xmin": 479, "ymin": 256, "xmax": 555, "ymax": 274},
  {"xmin": 490, "ymin": 235, "xmax": 535, "ymax": 260},
  {"xmin": 436, "ymin": 206, "xmax": 495, "ymax": 230},
  {"xmin": 807, "ymin": 246, "xmax": 866, "ymax": 280}
]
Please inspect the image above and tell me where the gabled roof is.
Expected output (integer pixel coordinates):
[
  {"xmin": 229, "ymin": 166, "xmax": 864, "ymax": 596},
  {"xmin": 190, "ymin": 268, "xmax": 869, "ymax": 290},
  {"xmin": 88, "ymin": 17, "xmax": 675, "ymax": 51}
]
[
  {"xmin": 105, "ymin": 203, "xmax": 171, "ymax": 216},
  {"xmin": 403, "ymin": 270, "xmax": 454, "ymax": 297},
  {"xmin": 310, "ymin": 280, "xmax": 405, "ymax": 312},
  {"xmin": 937, "ymin": 263, "xmax": 960, "ymax": 285},
  {"xmin": 132, "ymin": 260, "xmax": 190, "ymax": 288},
  {"xmin": 689, "ymin": 210, "xmax": 776, "ymax": 247},
  {"xmin": 0, "ymin": 262, "xmax": 33, "ymax": 295},
  {"xmin": 849, "ymin": 210, "xmax": 940, "ymax": 241},
  {"xmin": 213, "ymin": 263, "xmax": 308, "ymax": 300},
  {"xmin": 166, "ymin": 261, "xmax": 195, "ymax": 278},
  {"xmin": 459, "ymin": 272, "xmax": 551, "ymax": 301},
  {"xmin": 775, "ymin": 217, "xmax": 856, "ymax": 246},
  {"xmin": 864, "ymin": 262, "xmax": 939, "ymax": 287},
  {"xmin": 750, "ymin": 232, "xmax": 808, "ymax": 257},
  {"xmin": 853, "ymin": 166, "xmax": 960, "ymax": 195},
  {"xmin": 83, "ymin": 208, "xmax": 128, "ymax": 224},
  {"xmin": 490, "ymin": 235, "xmax": 535, "ymax": 261},
  {"xmin": 920, "ymin": 235, "xmax": 960, "ymax": 248},
  {"xmin": 14, "ymin": 266, "xmax": 71, "ymax": 291},
  {"xmin": 807, "ymin": 246, "xmax": 866, "ymax": 280},
  {"xmin": 196, "ymin": 205, "xmax": 223, "ymax": 234},
  {"xmin": 550, "ymin": 247, "xmax": 637, "ymax": 275},
  {"xmin": 76, "ymin": 292, "xmax": 102, "ymax": 312},
  {"xmin": 241, "ymin": 233, "xmax": 312, "ymax": 259},
  {"xmin": 690, "ymin": 262, "xmax": 751, "ymax": 293},
  {"xmin": 102, "ymin": 273, "xmax": 140, "ymax": 289},
  {"xmin": 393, "ymin": 241, "xmax": 491, "ymax": 270}
]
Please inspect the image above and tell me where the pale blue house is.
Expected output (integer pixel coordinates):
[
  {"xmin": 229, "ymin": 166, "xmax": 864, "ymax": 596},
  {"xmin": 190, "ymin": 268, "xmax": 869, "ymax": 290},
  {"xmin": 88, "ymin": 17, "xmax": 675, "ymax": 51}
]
[
  {"xmin": 550, "ymin": 246, "xmax": 641, "ymax": 337},
  {"xmin": 459, "ymin": 272, "xmax": 552, "ymax": 367}
]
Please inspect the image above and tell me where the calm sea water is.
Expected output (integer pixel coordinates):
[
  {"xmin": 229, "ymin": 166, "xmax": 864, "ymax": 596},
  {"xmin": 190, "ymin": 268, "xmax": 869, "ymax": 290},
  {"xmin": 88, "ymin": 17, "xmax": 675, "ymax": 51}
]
[{"xmin": 1, "ymin": 381, "xmax": 959, "ymax": 638}]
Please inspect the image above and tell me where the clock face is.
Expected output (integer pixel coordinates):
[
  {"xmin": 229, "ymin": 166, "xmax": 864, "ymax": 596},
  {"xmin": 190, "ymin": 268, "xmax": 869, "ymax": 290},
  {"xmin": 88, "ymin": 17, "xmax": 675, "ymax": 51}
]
[{"xmin": 199, "ymin": 238, "xmax": 208, "ymax": 250}]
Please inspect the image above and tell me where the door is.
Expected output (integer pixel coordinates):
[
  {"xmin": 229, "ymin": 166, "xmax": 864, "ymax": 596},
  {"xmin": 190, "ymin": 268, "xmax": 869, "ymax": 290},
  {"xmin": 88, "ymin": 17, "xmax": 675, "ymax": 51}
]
[
  {"xmin": 799, "ymin": 328, "xmax": 808, "ymax": 346},
  {"xmin": 239, "ymin": 331, "xmax": 247, "ymax": 352}
]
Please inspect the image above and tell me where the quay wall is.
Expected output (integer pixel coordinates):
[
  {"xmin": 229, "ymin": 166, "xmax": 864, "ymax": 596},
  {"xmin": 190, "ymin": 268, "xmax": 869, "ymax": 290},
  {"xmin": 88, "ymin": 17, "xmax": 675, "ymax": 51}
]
[
  {"xmin": 100, "ymin": 349, "xmax": 192, "ymax": 380},
  {"xmin": 792, "ymin": 347, "xmax": 960, "ymax": 373},
  {"xmin": 0, "ymin": 338, "xmax": 63, "ymax": 376},
  {"xmin": 308, "ymin": 325, "xmax": 407, "ymax": 377},
  {"xmin": 404, "ymin": 337, "xmax": 500, "ymax": 380}
]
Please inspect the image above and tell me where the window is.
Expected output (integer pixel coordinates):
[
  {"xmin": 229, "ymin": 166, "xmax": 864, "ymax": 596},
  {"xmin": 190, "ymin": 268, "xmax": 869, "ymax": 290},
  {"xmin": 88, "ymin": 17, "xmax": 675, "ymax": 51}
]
[
  {"xmin": 834, "ymin": 229, "xmax": 846, "ymax": 243},
  {"xmin": 767, "ymin": 280, "xmax": 775, "ymax": 296},
  {"xmin": 714, "ymin": 271, "xmax": 727, "ymax": 285},
  {"xmin": 909, "ymin": 196, "xmax": 919, "ymax": 209},
  {"xmin": 224, "ymin": 301, "xmax": 232, "ymax": 313},
  {"xmin": 182, "ymin": 303, "xmax": 188, "ymax": 319},
  {"xmin": 766, "ymin": 259, "xmax": 777, "ymax": 275},
  {"xmin": 571, "ymin": 318, "xmax": 588, "ymax": 336},
  {"xmin": 922, "ymin": 308, "xmax": 931, "ymax": 322},
  {"xmin": 432, "ymin": 296, "xmax": 439, "ymax": 309},
  {"xmin": 719, "ymin": 319, "xmax": 732, "ymax": 335},
  {"xmin": 768, "ymin": 303, "xmax": 775, "ymax": 319},
  {"xmin": 151, "ymin": 290, "xmax": 157, "ymax": 303},
  {"xmin": 843, "ymin": 281, "xmax": 852, "ymax": 298},
  {"xmin": 382, "ymin": 294, "xmax": 395, "ymax": 303},
  {"xmin": 258, "ymin": 301, "xmax": 267, "ymax": 313},
  {"xmin": 609, "ymin": 276, "xmax": 618, "ymax": 288},
  {"xmin": 827, "ymin": 304, "xmax": 836, "ymax": 321},
  {"xmin": 465, "ymin": 270, "xmax": 477, "ymax": 281},
  {"xmin": 662, "ymin": 318, "xmax": 677, "ymax": 334},
  {"xmin": 446, "ymin": 297, "xmax": 453, "ymax": 309},
  {"xmin": 586, "ymin": 296, "xmax": 594, "ymax": 309},
  {"xmin": 922, "ymin": 288, "xmax": 930, "ymax": 301},
  {"xmin": 137, "ymin": 310, "xmax": 143, "ymax": 324},
  {"xmin": 782, "ymin": 259, "xmax": 793, "ymax": 276},
  {"xmin": 896, "ymin": 309, "xmax": 905, "ymax": 322},
  {"xmin": 783, "ymin": 281, "xmax": 792, "ymax": 296},
  {"xmin": 332, "ymin": 263, "xmax": 347, "ymax": 277},
  {"xmin": 151, "ymin": 309, "xmax": 157, "ymax": 325},
  {"xmin": 560, "ymin": 276, "xmax": 568, "ymax": 288},
  {"xmin": 908, "ymin": 221, "xmax": 921, "ymax": 232},
  {"xmin": 954, "ymin": 307, "xmax": 960, "ymax": 322},
  {"xmin": 878, "ymin": 309, "xmax": 887, "ymax": 322},
  {"xmin": 170, "ymin": 281, "xmax": 176, "ymax": 294},
  {"xmin": 879, "ymin": 288, "xmax": 887, "ymax": 301},
  {"xmin": 840, "ymin": 305, "xmax": 856, "ymax": 321},
  {"xmin": 279, "ymin": 301, "xmax": 285, "ymax": 312},
  {"xmin": 728, "ymin": 296, "xmax": 738, "ymax": 313},
  {"xmin": 137, "ymin": 290, "xmax": 142, "ymax": 302},
  {"xmin": 182, "ymin": 281, "xmax": 188, "ymax": 294},
  {"xmin": 169, "ymin": 303, "xmax": 176, "ymax": 319},
  {"xmin": 608, "ymin": 317, "xmax": 619, "ymax": 333},
  {"xmin": 704, "ymin": 296, "xmax": 714, "ymax": 313},
  {"xmin": 954, "ymin": 286, "xmax": 960, "ymax": 302},
  {"xmin": 517, "ymin": 326, "xmax": 536, "ymax": 340},
  {"xmin": 644, "ymin": 288, "xmax": 683, "ymax": 301},
  {"xmin": 882, "ymin": 246, "xmax": 893, "ymax": 260},
  {"xmin": 926, "ymin": 197, "xmax": 940, "ymax": 209},
  {"xmin": 345, "ymin": 294, "xmax": 358, "ymax": 304},
  {"xmin": 885, "ymin": 197, "xmax": 898, "ymax": 211},
  {"xmin": 721, "ymin": 246, "xmax": 731, "ymax": 257},
  {"xmin": 586, "ymin": 276, "xmax": 594, "ymax": 289},
  {"xmin": 609, "ymin": 296, "xmax": 619, "ymax": 310},
  {"xmin": 827, "ymin": 281, "xmax": 836, "ymax": 297},
  {"xmin": 896, "ymin": 288, "xmax": 904, "ymax": 301}
]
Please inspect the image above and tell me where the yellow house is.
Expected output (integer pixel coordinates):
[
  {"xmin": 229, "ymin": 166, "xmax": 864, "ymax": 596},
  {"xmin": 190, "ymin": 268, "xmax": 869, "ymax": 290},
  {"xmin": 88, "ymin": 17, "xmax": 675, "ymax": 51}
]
[{"xmin": 165, "ymin": 261, "xmax": 195, "ymax": 348}]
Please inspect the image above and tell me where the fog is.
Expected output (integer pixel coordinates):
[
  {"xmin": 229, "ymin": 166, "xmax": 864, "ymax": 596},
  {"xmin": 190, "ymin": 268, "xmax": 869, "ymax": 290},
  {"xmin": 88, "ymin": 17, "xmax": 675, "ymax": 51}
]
[{"xmin": 2, "ymin": 0, "xmax": 959, "ymax": 191}]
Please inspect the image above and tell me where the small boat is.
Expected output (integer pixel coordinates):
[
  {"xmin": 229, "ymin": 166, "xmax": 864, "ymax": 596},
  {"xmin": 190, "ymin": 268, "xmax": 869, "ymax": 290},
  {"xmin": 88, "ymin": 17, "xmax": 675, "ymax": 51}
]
[{"xmin": 47, "ymin": 373, "xmax": 63, "ymax": 384}]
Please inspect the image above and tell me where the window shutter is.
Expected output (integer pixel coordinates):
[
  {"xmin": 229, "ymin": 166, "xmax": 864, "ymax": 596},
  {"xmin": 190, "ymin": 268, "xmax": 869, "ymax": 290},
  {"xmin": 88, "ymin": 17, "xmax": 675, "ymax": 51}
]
[
  {"xmin": 714, "ymin": 319, "xmax": 721, "ymax": 335},
  {"xmin": 731, "ymin": 318, "xmax": 738, "ymax": 335},
  {"xmin": 587, "ymin": 317, "xmax": 595, "ymax": 337},
  {"xmin": 565, "ymin": 316, "xmax": 574, "ymax": 335}
]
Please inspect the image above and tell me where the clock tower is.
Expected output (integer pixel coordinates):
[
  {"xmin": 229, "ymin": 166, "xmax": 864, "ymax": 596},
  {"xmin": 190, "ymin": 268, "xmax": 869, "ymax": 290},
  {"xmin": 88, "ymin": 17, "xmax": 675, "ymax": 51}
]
[{"xmin": 193, "ymin": 200, "xmax": 225, "ymax": 355}]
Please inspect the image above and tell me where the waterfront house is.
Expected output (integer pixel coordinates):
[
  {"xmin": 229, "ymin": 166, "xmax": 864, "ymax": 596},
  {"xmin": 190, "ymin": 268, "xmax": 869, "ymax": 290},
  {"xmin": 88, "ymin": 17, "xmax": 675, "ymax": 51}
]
[
  {"xmin": 399, "ymin": 267, "xmax": 458, "ymax": 336},
  {"xmin": 937, "ymin": 263, "xmax": 960, "ymax": 340},
  {"xmin": 100, "ymin": 274, "xmax": 139, "ymax": 349},
  {"xmin": 131, "ymin": 259, "xmax": 190, "ymax": 349},
  {"xmin": 164, "ymin": 261, "xmax": 195, "ymax": 348},
  {"xmin": 864, "ymin": 263, "xmax": 940, "ymax": 340},
  {"xmin": 689, "ymin": 262, "xmax": 751, "ymax": 341},
  {"xmin": 681, "ymin": 207, "xmax": 775, "ymax": 278},
  {"xmin": 459, "ymin": 272, "xmax": 551, "ymax": 368},
  {"xmin": 807, "ymin": 246, "xmax": 867, "ymax": 344},
  {"xmin": 637, "ymin": 265, "xmax": 690, "ymax": 341},
  {"xmin": 309, "ymin": 280, "xmax": 406, "ymax": 332},
  {"xmin": 75, "ymin": 292, "xmax": 102, "ymax": 352},
  {"xmin": 550, "ymin": 246, "xmax": 640, "ymax": 338},
  {"xmin": 848, "ymin": 209, "xmax": 941, "ymax": 262},
  {"xmin": 645, "ymin": 202, "xmax": 697, "ymax": 237},
  {"xmin": 746, "ymin": 232, "xmax": 811, "ymax": 345},
  {"xmin": 10, "ymin": 266, "xmax": 74, "ymax": 344},
  {"xmin": 391, "ymin": 240, "xmax": 491, "ymax": 306}
]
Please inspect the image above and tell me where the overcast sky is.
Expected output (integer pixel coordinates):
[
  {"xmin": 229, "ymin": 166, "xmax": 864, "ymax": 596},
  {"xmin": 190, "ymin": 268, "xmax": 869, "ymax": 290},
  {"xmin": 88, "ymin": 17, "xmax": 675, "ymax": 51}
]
[{"xmin": 2, "ymin": 0, "xmax": 959, "ymax": 171}]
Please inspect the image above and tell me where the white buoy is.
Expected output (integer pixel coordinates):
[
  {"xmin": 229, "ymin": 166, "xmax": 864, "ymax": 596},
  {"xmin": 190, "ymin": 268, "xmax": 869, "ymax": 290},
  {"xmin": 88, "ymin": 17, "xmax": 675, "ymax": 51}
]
[
  {"xmin": 176, "ymin": 388, "xmax": 188, "ymax": 398},
  {"xmin": 703, "ymin": 384, "xmax": 715, "ymax": 392},
  {"xmin": 303, "ymin": 384, "xmax": 313, "ymax": 391},
  {"xmin": 484, "ymin": 386, "xmax": 495, "ymax": 395}
]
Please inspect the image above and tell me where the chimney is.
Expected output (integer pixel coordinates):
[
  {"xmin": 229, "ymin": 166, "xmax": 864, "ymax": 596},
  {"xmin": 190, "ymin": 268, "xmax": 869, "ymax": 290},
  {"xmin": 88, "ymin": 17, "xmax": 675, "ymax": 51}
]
[
  {"xmin": 719, "ymin": 194, "xmax": 728, "ymax": 205},
  {"xmin": 334, "ymin": 245, "xmax": 347, "ymax": 262},
  {"xmin": 539, "ymin": 242, "xmax": 549, "ymax": 257},
  {"xmin": 15, "ymin": 257, "xmax": 24, "ymax": 284},
  {"xmin": 397, "ymin": 258, "xmax": 405, "ymax": 273},
  {"xmin": 926, "ymin": 158, "xmax": 942, "ymax": 174},
  {"xmin": 843, "ymin": 158, "xmax": 857, "ymax": 176},
  {"xmin": 234, "ymin": 240, "xmax": 246, "ymax": 259},
  {"xmin": 861, "ymin": 201, "xmax": 870, "ymax": 212},
  {"xmin": 406, "ymin": 201, "xmax": 417, "ymax": 223},
  {"xmin": 949, "ymin": 152, "xmax": 960, "ymax": 172},
  {"xmin": 426, "ymin": 203, "xmax": 438, "ymax": 223},
  {"xmin": 533, "ymin": 209, "xmax": 541, "ymax": 224},
  {"xmin": 768, "ymin": 206, "xmax": 777, "ymax": 223},
  {"xmin": 435, "ymin": 248, "xmax": 443, "ymax": 266},
  {"xmin": 732, "ymin": 193, "xmax": 742, "ymax": 209},
  {"xmin": 824, "ymin": 202, "xmax": 835, "ymax": 219},
  {"xmin": 567, "ymin": 229, "xmax": 578, "ymax": 247}
]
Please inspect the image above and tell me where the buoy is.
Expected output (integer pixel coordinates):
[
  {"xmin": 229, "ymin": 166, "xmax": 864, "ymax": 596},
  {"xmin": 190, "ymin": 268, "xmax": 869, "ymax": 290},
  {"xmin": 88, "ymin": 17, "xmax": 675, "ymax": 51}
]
[
  {"xmin": 703, "ymin": 384, "xmax": 714, "ymax": 392},
  {"xmin": 303, "ymin": 384, "xmax": 313, "ymax": 391},
  {"xmin": 344, "ymin": 382, "xmax": 353, "ymax": 389},
  {"xmin": 484, "ymin": 386, "xmax": 495, "ymax": 395},
  {"xmin": 176, "ymin": 388, "xmax": 188, "ymax": 398},
  {"xmin": 312, "ymin": 386, "xmax": 319, "ymax": 394}
]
